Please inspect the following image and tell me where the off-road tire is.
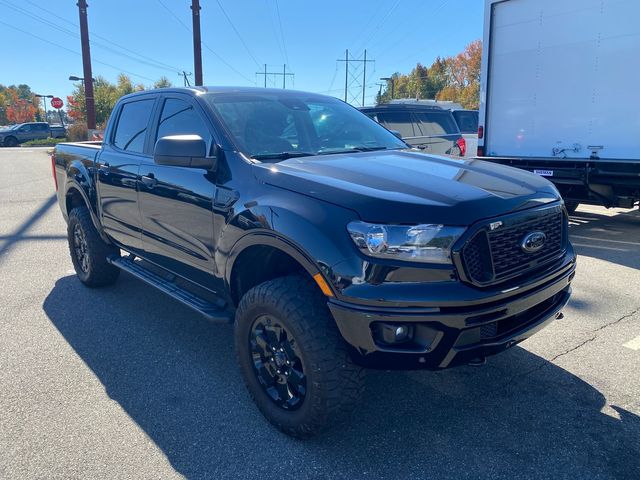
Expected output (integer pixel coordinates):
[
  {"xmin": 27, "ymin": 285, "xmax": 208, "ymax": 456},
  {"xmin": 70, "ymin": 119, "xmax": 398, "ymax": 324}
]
[
  {"xmin": 235, "ymin": 275, "xmax": 365, "ymax": 438},
  {"xmin": 67, "ymin": 206, "xmax": 120, "ymax": 287}
]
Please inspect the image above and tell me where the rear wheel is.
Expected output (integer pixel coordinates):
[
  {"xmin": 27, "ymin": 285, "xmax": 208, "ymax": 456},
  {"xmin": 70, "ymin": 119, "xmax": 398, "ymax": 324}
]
[
  {"xmin": 4, "ymin": 136, "xmax": 18, "ymax": 147},
  {"xmin": 235, "ymin": 275, "xmax": 364, "ymax": 438},
  {"xmin": 565, "ymin": 201, "xmax": 579, "ymax": 215},
  {"xmin": 67, "ymin": 206, "xmax": 120, "ymax": 287}
]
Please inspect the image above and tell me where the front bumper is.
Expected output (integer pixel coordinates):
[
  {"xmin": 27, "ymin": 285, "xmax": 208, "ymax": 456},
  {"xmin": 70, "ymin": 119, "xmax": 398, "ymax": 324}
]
[{"xmin": 328, "ymin": 255, "xmax": 575, "ymax": 370}]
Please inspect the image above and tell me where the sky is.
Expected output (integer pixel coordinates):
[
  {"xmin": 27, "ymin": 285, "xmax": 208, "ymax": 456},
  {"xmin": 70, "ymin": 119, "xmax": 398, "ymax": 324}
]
[{"xmin": 0, "ymin": 0, "xmax": 484, "ymax": 109}]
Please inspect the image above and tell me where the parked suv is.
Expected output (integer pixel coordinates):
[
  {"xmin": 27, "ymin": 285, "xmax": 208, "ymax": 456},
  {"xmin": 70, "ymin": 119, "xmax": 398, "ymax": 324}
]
[
  {"xmin": 53, "ymin": 87, "xmax": 575, "ymax": 438},
  {"xmin": 0, "ymin": 122, "xmax": 65, "ymax": 146},
  {"xmin": 360, "ymin": 104, "xmax": 466, "ymax": 156}
]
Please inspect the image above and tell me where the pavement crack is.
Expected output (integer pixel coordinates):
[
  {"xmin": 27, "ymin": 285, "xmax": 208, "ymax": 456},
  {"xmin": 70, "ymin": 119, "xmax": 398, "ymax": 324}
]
[{"xmin": 497, "ymin": 306, "xmax": 640, "ymax": 392}]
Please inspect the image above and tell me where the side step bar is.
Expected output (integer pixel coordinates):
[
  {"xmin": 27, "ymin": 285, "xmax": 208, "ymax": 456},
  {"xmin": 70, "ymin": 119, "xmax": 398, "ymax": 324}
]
[{"xmin": 108, "ymin": 255, "xmax": 234, "ymax": 324}]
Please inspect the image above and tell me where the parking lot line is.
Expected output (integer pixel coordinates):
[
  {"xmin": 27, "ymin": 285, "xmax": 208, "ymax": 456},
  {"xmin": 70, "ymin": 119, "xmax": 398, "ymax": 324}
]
[{"xmin": 623, "ymin": 335, "xmax": 640, "ymax": 351}]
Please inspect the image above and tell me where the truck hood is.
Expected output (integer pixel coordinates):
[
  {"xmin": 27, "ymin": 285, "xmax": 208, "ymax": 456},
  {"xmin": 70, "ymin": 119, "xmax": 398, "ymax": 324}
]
[{"xmin": 252, "ymin": 150, "xmax": 560, "ymax": 225}]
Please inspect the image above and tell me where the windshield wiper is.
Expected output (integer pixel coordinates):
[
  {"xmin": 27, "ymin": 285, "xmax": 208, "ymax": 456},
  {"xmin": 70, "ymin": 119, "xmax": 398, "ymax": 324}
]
[
  {"xmin": 251, "ymin": 151, "xmax": 317, "ymax": 161},
  {"xmin": 317, "ymin": 146, "xmax": 400, "ymax": 155}
]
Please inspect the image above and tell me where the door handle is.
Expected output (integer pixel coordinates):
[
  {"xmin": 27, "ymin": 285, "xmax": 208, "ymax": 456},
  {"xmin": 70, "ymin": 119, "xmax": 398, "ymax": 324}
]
[
  {"xmin": 98, "ymin": 162, "xmax": 110, "ymax": 174},
  {"xmin": 140, "ymin": 174, "xmax": 157, "ymax": 188}
]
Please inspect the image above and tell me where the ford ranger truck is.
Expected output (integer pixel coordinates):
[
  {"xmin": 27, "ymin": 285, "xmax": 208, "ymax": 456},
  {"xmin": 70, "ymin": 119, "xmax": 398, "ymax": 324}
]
[{"xmin": 52, "ymin": 87, "xmax": 576, "ymax": 438}]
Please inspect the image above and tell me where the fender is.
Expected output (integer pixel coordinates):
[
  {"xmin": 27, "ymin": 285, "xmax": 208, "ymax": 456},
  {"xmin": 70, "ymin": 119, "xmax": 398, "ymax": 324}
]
[
  {"xmin": 220, "ymin": 193, "xmax": 360, "ymax": 293},
  {"xmin": 62, "ymin": 159, "xmax": 111, "ymax": 244}
]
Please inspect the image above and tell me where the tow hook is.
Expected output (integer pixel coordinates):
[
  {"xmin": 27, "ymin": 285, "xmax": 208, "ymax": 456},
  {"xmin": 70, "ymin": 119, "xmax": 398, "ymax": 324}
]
[
  {"xmin": 467, "ymin": 356, "xmax": 487, "ymax": 367},
  {"xmin": 556, "ymin": 312, "xmax": 564, "ymax": 320}
]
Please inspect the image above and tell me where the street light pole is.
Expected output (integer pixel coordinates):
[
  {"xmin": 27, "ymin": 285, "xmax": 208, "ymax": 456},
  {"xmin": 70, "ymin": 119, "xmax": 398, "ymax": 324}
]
[
  {"xmin": 35, "ymin": 94, "xmax": 53, "ymax": 124},
  {"xmin": 380, "ymin": 77, "xmax": 395, "ymax": 100}
]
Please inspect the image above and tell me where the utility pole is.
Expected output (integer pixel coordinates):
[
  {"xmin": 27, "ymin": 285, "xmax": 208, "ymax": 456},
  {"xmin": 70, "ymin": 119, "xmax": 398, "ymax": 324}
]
[
  {"xmin": 180, "ymin": 71, "xmax": 193, "ymax": 87},
  {"xmin": 362, "ymin": 49, "xmax": 367, "ymax": 106},
  {"xmin": 191, "ymin": 0, "xmax": 203, "ymax": 86},
  {"xmin": 337, "ymin": 49, "xmax": 375, "ymax": 106},
  {"xmin": 255, "ymin": 65, "xmax": 294, "ymax": 89},
  {"xmin": 76, "ymin": 0, "xmax": 96, "ymax": 130}
]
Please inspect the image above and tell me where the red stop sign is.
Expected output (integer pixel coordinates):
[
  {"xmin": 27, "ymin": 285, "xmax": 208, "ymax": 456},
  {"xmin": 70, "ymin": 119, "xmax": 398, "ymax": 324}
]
[{"xmin": 51, "ymin": 97, "xmax": 64, "ymax": 109}]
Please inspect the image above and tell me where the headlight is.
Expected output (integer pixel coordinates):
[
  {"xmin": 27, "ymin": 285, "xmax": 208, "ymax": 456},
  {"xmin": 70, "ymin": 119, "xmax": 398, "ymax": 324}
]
[{"xmin": 347, "ymin": 221, "xmax": 465, "ymax": 264}]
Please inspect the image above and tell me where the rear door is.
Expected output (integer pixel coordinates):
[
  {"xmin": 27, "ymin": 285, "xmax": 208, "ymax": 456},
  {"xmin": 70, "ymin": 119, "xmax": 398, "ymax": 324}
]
[
  {"xmin": 137, "ymin": 94, "xmax": 219, "ymax": 291},
  {"xmin": 97, "ymin": 96, "xmax": 157, "ymax": 252}
]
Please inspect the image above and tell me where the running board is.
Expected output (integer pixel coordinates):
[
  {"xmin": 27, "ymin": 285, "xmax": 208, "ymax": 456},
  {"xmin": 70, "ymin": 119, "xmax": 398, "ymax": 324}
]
[{"xmin": 108, "ymin": 255, "xmax": 233, "ymax": 324}]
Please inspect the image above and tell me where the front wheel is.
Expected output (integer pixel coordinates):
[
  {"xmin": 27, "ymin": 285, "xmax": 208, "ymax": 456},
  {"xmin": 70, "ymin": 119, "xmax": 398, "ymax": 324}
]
[
  {"xmin": 4, "ymin": 136, "xmax": 18, "ymax": 147},
  {"xmin": 235, "ymin": 275, "xmax": 365, "ymax": 438},
  {"xmin": 67, "ymin": 206, "xmax": 120, "ymax": 287}
]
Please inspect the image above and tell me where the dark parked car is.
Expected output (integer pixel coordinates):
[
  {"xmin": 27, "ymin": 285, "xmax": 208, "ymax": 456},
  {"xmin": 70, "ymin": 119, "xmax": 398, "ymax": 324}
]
[
  {"xmin": 0, "ymin": 122, "xmax": 66, "ymax": 146},
  {"xmin": 360, "ymin": 104, "xmax": 466, "ymax": 156},
  {"xmin": 52, "ymin": 87, "xmax": 575, "ymax": 438}
]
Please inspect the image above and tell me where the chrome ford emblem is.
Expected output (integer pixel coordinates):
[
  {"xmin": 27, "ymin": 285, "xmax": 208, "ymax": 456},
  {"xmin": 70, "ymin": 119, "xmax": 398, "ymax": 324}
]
[{"xmin": 521, "ymin": 231, "xmax": 546, "ymax": 253}]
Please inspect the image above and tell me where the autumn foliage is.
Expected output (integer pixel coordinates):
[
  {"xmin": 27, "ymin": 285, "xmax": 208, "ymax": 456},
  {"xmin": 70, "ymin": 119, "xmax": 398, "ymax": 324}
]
[
  {"xmin": 378, "ymin": 39, "xmax": 482, "ymax": 109},
  {"xmin": 0, "ymin": 85, "xmax": 39, "ymax": 124}
]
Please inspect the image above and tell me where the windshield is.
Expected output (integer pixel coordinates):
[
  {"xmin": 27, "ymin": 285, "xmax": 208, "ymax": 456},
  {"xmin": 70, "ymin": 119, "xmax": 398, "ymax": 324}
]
[{"xmin": 206, "ymin": 92, "xmax": 407, "ymax": 160}]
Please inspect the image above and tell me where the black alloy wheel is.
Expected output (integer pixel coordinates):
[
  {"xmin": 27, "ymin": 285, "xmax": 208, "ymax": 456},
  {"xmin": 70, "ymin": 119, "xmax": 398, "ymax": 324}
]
[{"xmin": 249, "ymin": 315, "xmax": 306, "ymax": 410}]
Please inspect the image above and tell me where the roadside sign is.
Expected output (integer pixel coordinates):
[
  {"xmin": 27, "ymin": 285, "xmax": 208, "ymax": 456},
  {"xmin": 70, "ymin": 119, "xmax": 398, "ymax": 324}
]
[{"xmin": 51, "ymin": 97, "xmax": 64, "ymax": 109}]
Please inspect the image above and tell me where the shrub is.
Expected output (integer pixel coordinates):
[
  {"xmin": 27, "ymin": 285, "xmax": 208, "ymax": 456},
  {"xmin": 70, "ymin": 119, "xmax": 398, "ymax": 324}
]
[
  {"xmin": 22, "ymin": 137, "xmax": 67, "ymax": 147},
  {"xmin": 67, "ymin": 123, "xmax": 88, "ymax": 142}
]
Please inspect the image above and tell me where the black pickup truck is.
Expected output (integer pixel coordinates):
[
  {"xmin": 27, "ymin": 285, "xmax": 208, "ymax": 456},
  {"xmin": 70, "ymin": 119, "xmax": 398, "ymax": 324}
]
[{"xmin": 52, "ymin": 87, "xmax": 576, "ymax": 437}]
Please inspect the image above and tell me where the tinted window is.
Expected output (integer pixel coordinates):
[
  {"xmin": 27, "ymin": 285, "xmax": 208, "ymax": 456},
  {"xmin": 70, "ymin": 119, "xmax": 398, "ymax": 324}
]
[
  {"xmin": 452, "ymin": 110, "xmax": 479, "ymax": 134},
  {"xmin": 20, "ymin": 124, "xmax": 32, "ymax": 132},
  {"xmin": 414, "ymin": 112, "xmax": 458, "ymax": 136},
  {"xmin": 376, "ymin": 111, "xmax": 416, "ymax": 138},
  {"xmin": 33, "ymin": 123, "xmax": 48, "ymax": 132},
  {"xmin": 208, "ymin": 94, "xmax": 405, "ymax": 158},
  {"xmin": 156, "ymin": 98, "xmax": 211, "ymax": 146},
  {"xmin": 113, "ymin": 99, "xmax": 155, "ymax": 153}
]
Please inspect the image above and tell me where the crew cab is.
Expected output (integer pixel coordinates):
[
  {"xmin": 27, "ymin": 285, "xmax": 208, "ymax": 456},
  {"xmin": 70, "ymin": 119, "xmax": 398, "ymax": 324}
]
[{"xmin": 52, "ymin": 87, "xmax": 576, "ymax": 438}]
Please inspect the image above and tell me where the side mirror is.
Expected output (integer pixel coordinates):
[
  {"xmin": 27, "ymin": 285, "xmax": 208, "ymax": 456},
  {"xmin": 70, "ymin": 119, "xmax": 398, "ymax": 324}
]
[
  {"xmin": 390, "ymin": 130, "xmax": 403, "ymax": 139},
  {"xmin": 153, "ymin": 135, "xmax": 216, "ymax": 169}
]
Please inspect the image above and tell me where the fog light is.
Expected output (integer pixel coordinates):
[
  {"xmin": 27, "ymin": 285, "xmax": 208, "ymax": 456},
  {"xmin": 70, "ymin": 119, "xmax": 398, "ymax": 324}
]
[{"xmin": 372, "ymin": 322, "xmax": 414, "ymax": 345}]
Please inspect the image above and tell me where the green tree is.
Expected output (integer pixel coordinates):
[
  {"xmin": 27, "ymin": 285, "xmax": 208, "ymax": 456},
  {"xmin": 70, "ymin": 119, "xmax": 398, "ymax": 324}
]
[{"xmin": 153, "ymin": 76, "xmax": 173, "ymax": 89}]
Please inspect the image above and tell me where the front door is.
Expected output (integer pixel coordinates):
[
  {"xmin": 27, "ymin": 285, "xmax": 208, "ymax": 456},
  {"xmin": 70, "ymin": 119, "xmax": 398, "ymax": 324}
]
[
  {"xmin": 97, "ymin": 97, "xmax": 156, "ymax": 252},
  {"xmin": 137, "ymin": 95, "xmax": 219, "ymax": 291}
]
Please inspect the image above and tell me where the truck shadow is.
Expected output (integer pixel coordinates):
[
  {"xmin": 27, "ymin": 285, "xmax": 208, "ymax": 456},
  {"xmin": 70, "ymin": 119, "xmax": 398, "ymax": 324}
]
[
  {"xmin": 568, "ymin": 207, "xmax": 640, "ymax": 270},
  {"xmin": 43, "ymin": 275, "xmax": 639, "ymax": 479}
]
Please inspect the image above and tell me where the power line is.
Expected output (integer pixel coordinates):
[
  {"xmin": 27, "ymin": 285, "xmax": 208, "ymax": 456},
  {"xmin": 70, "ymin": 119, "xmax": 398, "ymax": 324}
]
[
  {"xmin": 0, "ymin": 19, "xmax": 155, "ymax": 82},
  {"xmin": 273, "ymin": 0, "xmax": 290, "ymax": 66},
  {"xmin": 156, "ymin": 0, "xmax": 255, "ymax": 84},
  {"xmin": 3, "ymin": 0, "xmax": 184, "ymax": 74},
  {"xmin": 264, "ymin": 0, "xmax": 286, "ymax": 65},
  {"xmin": 215, "ymin": 0, "xmax": 262, "ymax": 69}
]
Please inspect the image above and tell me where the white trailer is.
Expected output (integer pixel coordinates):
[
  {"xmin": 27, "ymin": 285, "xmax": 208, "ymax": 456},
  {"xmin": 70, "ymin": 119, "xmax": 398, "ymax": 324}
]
[{"xmin": 478, "ymin": 0, "xmax": 640, "ymax": 210}]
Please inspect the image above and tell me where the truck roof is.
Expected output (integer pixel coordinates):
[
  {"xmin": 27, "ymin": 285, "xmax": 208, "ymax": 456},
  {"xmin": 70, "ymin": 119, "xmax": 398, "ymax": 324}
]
[{"xmin": 118, "ymin": 86, "xmax": 335, "ymax": 102}]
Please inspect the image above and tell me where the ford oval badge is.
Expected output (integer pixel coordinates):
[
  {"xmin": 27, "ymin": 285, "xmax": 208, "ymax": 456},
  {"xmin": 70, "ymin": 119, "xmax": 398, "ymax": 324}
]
[{"xmin": 521, "ymin": 231, "xmax": 546, "ymax": 253}]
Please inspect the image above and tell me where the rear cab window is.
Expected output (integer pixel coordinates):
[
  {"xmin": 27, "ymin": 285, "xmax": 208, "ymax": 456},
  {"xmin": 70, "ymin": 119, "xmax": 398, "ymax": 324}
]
[{"xmin": 113, "ymin": 99, "xmax": 155, "ymax": 154}]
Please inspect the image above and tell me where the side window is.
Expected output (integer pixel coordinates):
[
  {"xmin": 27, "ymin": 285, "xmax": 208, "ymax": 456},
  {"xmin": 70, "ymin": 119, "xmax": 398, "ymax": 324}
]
[
  {"xmin": 113, "ymin": 99, "xmax": 155, "ymax": 153},
  {"xmin": 37, "ymin": 124, "xmax": 49, "ymax": 132},
  {"xmin": 156, "ymin": 98, "xmax": 212, "ymax": 146},
  {"xmin": 21, "ymin": 125, "xmax": 32, "ymax": 132},
  {"xmin": 376, "ymin": 111, "xmax": 416, "ymax": 138},
  {"xmin": 415, "ymin": 112, "xmax": 458, "ymax": 136},
  {"xmin": 452, "ymin": 111, "xmax": 478, "ymax": 134}
]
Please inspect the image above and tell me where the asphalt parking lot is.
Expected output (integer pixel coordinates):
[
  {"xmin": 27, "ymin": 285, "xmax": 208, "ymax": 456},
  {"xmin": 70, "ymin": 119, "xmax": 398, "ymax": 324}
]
[{"xmin": 1, "ymin": 147, "xmax": 638, "ymax": 479}]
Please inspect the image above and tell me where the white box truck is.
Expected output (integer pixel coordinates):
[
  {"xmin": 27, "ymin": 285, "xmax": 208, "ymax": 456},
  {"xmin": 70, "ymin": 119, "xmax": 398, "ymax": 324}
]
[{"xmin": 478, "ymin": 0, "xmax": 640, "ymax": 212}]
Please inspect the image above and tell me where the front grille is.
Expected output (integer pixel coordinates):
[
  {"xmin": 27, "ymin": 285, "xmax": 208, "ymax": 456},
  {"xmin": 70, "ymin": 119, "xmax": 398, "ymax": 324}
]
[{"xmin": 459, "ymin": 206, "xmax": 566, "ymax": 286}]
